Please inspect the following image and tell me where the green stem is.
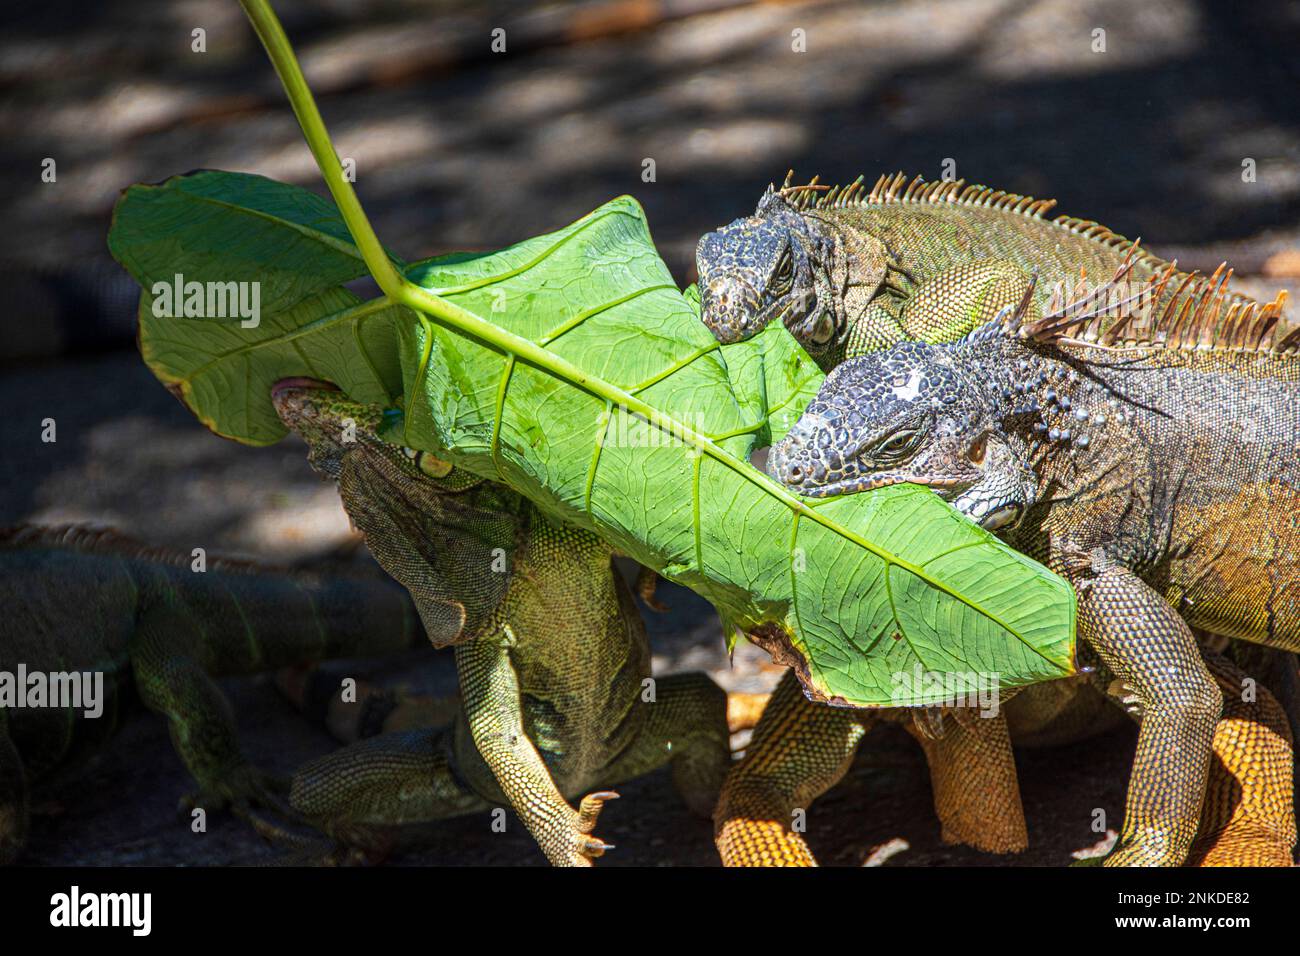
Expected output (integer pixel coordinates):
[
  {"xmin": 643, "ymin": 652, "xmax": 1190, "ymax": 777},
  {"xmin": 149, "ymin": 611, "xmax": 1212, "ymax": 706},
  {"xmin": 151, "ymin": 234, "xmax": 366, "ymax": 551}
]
[{"xmin": 238, "ymin": 0, "xmax": 403, "ymax": 298}]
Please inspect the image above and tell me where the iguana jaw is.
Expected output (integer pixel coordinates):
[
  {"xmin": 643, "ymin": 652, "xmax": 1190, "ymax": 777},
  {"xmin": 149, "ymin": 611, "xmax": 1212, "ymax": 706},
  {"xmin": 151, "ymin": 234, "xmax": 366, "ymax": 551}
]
[
  {"xmin": 769, "ymin": 442, "xmax": 1031, "ymax": 530},
  {"xmin": 768, "ymin": 417, "xmax": 980, "ymax": 498}
]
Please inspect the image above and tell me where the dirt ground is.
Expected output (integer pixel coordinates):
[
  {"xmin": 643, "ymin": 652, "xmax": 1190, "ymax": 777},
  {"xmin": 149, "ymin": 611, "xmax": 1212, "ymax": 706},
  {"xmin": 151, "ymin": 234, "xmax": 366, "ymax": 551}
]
[{"xmin": 2, "ymin": 0, "xmax": 1296, "ymax": 865}]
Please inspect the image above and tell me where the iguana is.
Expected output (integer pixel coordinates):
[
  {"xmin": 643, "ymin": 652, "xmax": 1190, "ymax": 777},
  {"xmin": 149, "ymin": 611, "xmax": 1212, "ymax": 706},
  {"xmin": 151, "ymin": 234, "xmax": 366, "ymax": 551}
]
[
  {"xmin": 300, "ymin": 644, "xmax": 1295, "ymax": 867},
  {"xmin": 0, "ymin": 523, "xmax": 424, "ymax": 864},
  {"xmin": 270, "ymin": 378, "xmax": 1262, "ymax": 868},
  {"xmin": 762, "ymin": 260, "xmax": 1300, "ymax": 865},
  {"xmin": 694, "ymin": 171, "xmax": 1269, "ymax": 370},
  {"xmin": 268, "ymin": 378, "xmax": 732, "ymax": 866},
  {"xmin": 717, "ymin": 651, "xmax": 1296, "ymax": 866},
  {"xmin": 697, "ymin": 176, "xmax": 1297, "ymax": 865}
]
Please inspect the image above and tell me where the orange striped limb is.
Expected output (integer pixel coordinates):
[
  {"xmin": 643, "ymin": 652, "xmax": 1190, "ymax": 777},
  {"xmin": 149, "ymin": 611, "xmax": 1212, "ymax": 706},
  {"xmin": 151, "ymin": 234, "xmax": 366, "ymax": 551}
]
[{"xmin": 1187, "ymin": 652, "xmax": 1296, "ymax": 867}]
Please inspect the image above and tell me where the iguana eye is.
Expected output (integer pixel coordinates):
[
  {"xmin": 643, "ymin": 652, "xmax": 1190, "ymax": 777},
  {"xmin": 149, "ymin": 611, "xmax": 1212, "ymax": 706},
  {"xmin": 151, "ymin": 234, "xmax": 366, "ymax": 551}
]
[
  {"xmin": 870, "ymin": 429, "xmax": 921, "ymax": 462},
  {"xmin": 770, "ymin": 246, "xmax": 794, "ymax": 295},
  {"xmin": 808, "ymin": 312, "xmax": 836, "ymax": 347}
]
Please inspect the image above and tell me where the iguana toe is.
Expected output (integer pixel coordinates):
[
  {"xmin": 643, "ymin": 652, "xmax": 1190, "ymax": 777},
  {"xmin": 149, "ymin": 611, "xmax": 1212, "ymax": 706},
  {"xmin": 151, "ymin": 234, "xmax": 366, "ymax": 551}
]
[
  {"xmin": 576, "ymin": 790, "xmax": 619, "ymax": 832},
  {"xmin": 553, "ymin": 791, "xmax": 619, "ymax": 866},
  {"xmin": 578, "ymin": 836, "xmax": 614, "ymax": 861}
]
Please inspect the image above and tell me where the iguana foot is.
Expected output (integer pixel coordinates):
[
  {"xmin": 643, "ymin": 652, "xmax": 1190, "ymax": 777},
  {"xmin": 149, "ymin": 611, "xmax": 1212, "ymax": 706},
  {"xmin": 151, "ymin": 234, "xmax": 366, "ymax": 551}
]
[
  {"xmin": 533, "ymin": 790, "xmax": 618, "ymax": 866},
  {"xmin": 558, "ymin": 790, "xmax": 618, "ymax": 866}
]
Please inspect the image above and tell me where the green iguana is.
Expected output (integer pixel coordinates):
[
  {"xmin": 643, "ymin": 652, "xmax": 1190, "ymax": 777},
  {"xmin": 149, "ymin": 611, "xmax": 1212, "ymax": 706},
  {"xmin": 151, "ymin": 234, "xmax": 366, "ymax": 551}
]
[
  {"xmin": 694, "ymin": 171, "xmax": 1272, "ymax": 369},
  {"xmin": 0, "ymin": 523, "xmax": 423, "ymax": 864},
  {"xmin": 696, "ymin": 173, "xmax": 1297, "ymax": 866},
  {"xmin": 761, "ymin": 260, "xmax": 1300, "ymax": 865},
  {"xmin": 268, "ymin": 378, "xmax": 733, "ymax": 866}
]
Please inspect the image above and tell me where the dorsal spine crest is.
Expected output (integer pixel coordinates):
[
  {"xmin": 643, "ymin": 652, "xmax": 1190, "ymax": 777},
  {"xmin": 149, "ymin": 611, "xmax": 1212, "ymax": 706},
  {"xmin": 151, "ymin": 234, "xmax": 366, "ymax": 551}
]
[{"xmin": 1006, "ymin": 251, "xmax": 1294, "ymax": 355}]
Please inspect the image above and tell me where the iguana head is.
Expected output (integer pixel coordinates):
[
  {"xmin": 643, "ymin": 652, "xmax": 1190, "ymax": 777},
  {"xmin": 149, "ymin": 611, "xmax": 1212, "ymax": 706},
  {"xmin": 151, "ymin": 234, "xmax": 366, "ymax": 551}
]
[
  {"xmin": 696, "ymin": 187, "xmax": 892, "ymax": 358},
  {"xmin": 766, "ymin": 342, "xmax": 1037, "ymax": 530},
  {"xmin": 271, "ymin": 378, "xmax": 522, "ymax": 646},
  {"xmin": 270, "ymin": 378, "xmax": 463, "ymax": 487}
]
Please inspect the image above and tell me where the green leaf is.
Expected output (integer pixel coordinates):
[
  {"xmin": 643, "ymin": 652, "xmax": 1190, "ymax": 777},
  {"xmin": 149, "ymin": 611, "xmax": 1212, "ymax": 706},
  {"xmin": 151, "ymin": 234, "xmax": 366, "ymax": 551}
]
[
  {"xmin": 110, "ymin": 171, "xmax": 408, "ymax": 443},
  {"xmin": 394, "ymin": 196, "xmax": 1077, "ymax": 706},
  {"xmin": 110, "ymin": 173, "xmax": 1076, "ymax": 706}
]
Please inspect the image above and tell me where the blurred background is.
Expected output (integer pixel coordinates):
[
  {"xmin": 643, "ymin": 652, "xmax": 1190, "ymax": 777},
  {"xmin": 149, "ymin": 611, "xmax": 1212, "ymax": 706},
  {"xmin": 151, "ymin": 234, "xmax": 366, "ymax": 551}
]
[{"xmin": 1, "ymin": 0, "xmax": 1297, "ymax": 865}]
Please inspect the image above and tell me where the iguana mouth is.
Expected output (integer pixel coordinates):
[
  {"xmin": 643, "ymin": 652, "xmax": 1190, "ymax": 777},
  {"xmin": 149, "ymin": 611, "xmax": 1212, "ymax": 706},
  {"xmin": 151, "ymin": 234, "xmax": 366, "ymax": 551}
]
[
  {"xmin": 270, "ymin": 377, "xmax": 343, "ymax": 426},
  {"xmin": 269, "ymin": 378, "xmax": 364, "ymax": 465},
  {"xmin": 700, "ymin": 276, "xmax": 762, "ymax": 343},
  {"xmin": 786, "ymin": 473, "xmax": 974, "ymax": 499}
]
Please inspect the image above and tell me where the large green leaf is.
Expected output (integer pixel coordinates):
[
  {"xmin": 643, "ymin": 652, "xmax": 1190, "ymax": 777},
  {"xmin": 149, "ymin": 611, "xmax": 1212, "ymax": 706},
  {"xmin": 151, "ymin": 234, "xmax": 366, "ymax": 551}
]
[
  {"xmin": 110, "ymin": 171, "xmax": 1076, "ymax": 706},
  {"xmin": 108, "ymin": 171, "xmax": 408, "ymax": 441},
  {"xmin": 393, "ymin": 196, "xmax": 1075, "ymax": 705}
]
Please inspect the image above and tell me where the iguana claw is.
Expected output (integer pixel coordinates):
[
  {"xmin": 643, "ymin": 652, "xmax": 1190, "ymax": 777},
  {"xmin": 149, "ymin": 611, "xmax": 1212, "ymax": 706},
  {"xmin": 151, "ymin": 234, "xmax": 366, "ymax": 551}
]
[
  {"xmin": 559, "ymin": 791, "xmax": 619, "ymax": 865},
  {"xmin": 577, "ymin": 790, "xmax": 619, "ymax": 832}
]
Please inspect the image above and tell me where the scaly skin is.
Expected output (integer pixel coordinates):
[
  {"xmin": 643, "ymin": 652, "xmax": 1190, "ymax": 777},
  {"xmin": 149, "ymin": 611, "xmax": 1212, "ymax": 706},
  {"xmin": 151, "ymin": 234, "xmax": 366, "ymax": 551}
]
[
  {"xmin": 271, "ymin": 380, "xmax": 730, "ymax": 866},
  {"xmin": 766, "ymin": 267, "xmax": 1299, "ymax": 865},
  {"xmin": 716, "ymin": 670, "xmax": 1030, "ymax": 865},
  {"xmin": 719, "ymin": 650, "xmax": 1295, "ymax": 866},
  {"xmin": 0, "ymin": 523, "xmax": 422, "ymax": 864},
  {"xmin": 695, "ymin": 171, "xmax": 1256, "ymax": 370},
  {"xmin": 703, "ymin": 177, "xmax": 1296, "ymax": 866},
  {"xmin": 698, "ymin": 182, "xmax": 1062, "ymax": 864},
  {"xmin": 1189, "ymin": 650, "xmax": 1296, "ymax": 866}
]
